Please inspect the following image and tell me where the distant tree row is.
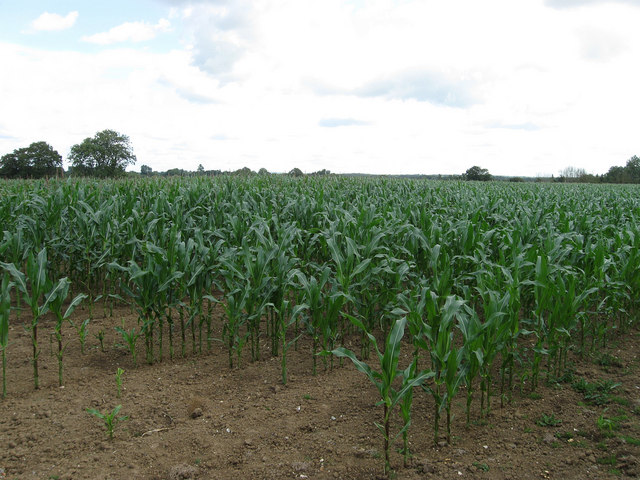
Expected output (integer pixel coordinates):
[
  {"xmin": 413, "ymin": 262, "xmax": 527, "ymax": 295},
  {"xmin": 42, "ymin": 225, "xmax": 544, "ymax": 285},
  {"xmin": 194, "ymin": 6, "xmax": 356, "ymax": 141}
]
[
  {"xmin": 602, "ymin": 155, "xmax": 640, "ymax": 183},
  {"xmin": 462, "ymin": 156, "xmax": 640, "ymax": 184},
  {"xmin": 1, "ymin": 130, "xmax": 135, "ymax": 179},
  {"xmin": 0, "ymin": 141, "xmax": 63, "ymax": 179}
]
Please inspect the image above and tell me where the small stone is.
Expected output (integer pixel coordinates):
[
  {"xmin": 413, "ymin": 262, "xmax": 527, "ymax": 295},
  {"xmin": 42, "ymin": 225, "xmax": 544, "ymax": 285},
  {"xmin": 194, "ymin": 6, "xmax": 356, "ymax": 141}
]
[
  {"xmin": 190, "ymin": 408, "xmax": 203, "ymax": 419},
  {"xmin": 418, "ymin": 460, "xmax": 436, "ymax": 474},
  {"xmin": 291, "ymin": 461, "xmax": 310, "ymax": 472}
]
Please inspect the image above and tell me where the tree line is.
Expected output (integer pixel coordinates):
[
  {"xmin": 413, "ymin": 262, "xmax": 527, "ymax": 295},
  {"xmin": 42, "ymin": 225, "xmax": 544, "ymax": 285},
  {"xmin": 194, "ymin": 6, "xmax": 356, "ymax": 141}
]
[
  {"xmin": 0, "ymin": 130, "xmax": 135, "ymax": 179},
  {"xmin": 1, "ymin": 130, "xmax": 638, "ymax": 183}
]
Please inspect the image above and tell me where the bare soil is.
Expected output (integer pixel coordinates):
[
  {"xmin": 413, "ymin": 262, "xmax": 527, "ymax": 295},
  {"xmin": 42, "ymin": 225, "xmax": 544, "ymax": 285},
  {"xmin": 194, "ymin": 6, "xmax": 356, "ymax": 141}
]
[{"xmin": 1, "ymin": 304, "xmax": 639, "ymax": 480}]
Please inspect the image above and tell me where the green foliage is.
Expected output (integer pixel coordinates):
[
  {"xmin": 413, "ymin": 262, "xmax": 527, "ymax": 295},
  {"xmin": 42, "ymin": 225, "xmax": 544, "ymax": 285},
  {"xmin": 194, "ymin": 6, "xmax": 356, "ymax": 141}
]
[
  {"xmin": 0, "ymin": 141, "xmax": 62, "ymax": 179},
  {"xmin": 463, "ymin": 165, "xmax": 492, "ymax": 181},
  {"xmin": 331, "ymin": 316, "xmax": 432, "ymax": 475},
  {"xmin": 86, "ymin": 404, "xmax": 128, "ymax": 439},
  {"xmin": 0, "ymin": 273, "xmax": 12, "ymax": 398},
  {"xmin": 115, "ymin": 368, "xmax": 124, "ymax": 398},
  {"xmin": 69, "ymin": 129, "xmax": 136, "ymax": 177},
  {"xmin": 45, "ymin": 277, "xmax": 86, "ymax": 385},
  {"xmin": 536, "ymin": 413, "xmax": 562, "ymax": 427},
  {"xmin": 603, "ymin": 155, "xmax": 640, "ymax": 183},
  {"xmin": 572, "ymin": 378, "xmax": 621, "ymax": 406}
]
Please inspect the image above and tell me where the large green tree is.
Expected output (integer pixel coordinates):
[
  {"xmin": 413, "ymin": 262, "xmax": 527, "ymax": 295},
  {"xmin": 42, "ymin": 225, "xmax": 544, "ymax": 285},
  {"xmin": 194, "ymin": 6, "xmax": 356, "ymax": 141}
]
[
  {"xmin": 68, "ymin": 130, "xmax": 136, "ymax": 177},
  {"xmin": 463, "ymin": 165, "xmax": 492, "ymax": 181},
  {"xmin": 0, "ymin": 141, "xmax": 62, "ymax": 179},
  {"xmin": 603, "ymin": 155, "xmax": 640, "ymax": 184}
]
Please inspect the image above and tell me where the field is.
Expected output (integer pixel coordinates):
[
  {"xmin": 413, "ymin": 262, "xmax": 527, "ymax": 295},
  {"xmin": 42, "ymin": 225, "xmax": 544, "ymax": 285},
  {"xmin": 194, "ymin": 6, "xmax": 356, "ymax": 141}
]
[{"xmin": 0, "ymin": 176, "xmax": 639, "ymax": 479}]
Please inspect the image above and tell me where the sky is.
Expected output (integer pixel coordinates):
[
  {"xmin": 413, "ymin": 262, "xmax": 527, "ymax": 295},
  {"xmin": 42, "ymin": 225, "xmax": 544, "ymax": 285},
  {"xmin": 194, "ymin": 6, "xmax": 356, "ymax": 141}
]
[{"xmin": 0, "ymin": 0, "xmax": 639, "ymax": 176}]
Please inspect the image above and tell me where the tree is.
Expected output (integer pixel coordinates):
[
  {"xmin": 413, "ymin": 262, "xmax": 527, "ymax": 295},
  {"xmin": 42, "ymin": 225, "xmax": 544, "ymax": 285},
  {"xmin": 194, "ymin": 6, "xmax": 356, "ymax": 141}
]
[
  {"xmin": 68, "ymin": 130, "xmax": 136, "ymax": 177},
  {"xmin": 463, "ymin": 166, "xmax": 492, "ymax": 181},
  {"xmin": 140, "ymin": 165, "xmax": 153, "ymax": 176},
  {"xmin": 0, "ymin": 141, "xmax": 62, "ymax": 179},
  {"xmin": 288, "ymin": 167, "xmax": 304, "ymax": 177},
  {"xmin": 625, "ymin": 155, "xmax": 640, "ymax": 183},
  {"xmin": 197, "ymin": 164, "xmax": 205, "ymax": 175}
]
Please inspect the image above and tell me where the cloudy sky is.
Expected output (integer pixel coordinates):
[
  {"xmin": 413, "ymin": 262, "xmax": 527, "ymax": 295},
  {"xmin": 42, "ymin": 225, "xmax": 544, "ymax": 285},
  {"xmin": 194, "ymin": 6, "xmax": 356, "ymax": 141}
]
[{"xmin": 1, "ymin": 0, "xmax": 638, "ymax": 176}]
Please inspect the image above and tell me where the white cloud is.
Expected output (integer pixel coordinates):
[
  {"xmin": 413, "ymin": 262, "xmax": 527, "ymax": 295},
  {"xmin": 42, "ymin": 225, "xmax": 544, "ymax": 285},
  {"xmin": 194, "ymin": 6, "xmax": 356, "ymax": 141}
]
[
  {"xmin": 82, "ymin": 19, "xmax": 171, "ymax": 45},
  {"xmin": 30, "ymin": 11, "xmax": 78, "ymax": 32},
  {"xmin": 3, "ymin": 1, "xmax": 640, "ymax": 177}
]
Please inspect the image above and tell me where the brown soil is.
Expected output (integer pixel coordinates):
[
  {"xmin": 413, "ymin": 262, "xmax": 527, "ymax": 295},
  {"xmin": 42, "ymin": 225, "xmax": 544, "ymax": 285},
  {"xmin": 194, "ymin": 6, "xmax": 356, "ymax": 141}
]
[{"xmin": 1, "ymin": 304, "xmax": 639, "ymax": 480}]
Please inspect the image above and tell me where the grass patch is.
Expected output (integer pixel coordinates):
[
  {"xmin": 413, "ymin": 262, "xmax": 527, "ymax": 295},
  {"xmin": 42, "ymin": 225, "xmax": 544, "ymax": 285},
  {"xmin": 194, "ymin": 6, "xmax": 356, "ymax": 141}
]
[
  {"xmin": 619, "ymin": 435, "xmax": 640, "ymax": 446},
  {"xmin": 596, "ymin": 455, "xmax": 617, "ymax": 466}
]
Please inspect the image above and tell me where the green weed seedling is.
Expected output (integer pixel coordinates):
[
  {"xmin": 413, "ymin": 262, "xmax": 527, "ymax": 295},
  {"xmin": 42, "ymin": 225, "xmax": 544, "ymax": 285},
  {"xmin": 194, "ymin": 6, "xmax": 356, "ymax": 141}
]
[
  {"xmin": 86, "ymin": 404, "xmax": 128, "ymax": 439},
  {"xmin": 572, "ymin": 377, "xmax": 621, "ymax": 406},
  {"xmin": 115, "ymin": 368, "xmax": 124, "ymax": 398},
  {"xmin": 536, "ymin": 413, "xmax": 562, "ymax": 427}
]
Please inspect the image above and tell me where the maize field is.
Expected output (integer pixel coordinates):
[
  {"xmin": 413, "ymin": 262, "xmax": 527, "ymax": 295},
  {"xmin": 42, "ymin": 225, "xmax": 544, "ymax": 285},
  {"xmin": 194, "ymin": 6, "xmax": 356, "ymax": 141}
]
[{"xmin": 0, "ymin": 175, "xmax": 639, "ymax": 479}]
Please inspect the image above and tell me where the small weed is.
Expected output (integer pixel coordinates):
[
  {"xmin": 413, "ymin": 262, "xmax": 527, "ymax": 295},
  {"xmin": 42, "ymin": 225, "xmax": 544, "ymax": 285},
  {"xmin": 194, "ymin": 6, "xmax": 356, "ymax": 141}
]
[
  {"xmin": 597, "ymin": 413, "xmax": 619, "ymax": 433},
  {"xmin": 611, "ymin": 396, "xmax": 630, "ymax": 407},
  {"xmin": 596, "ymin": 441, "xmax": 608, "ymax": 451},
  {"xmin": 619, "ymin": 435, "xmax": 640, "ymax": 446},
  {"xmin": 571, "ymin": 378, "xmax": 621, "ymax": 405},
  {"xmin": 597, "ymin": 353, "xmax": 623, "ymax": 368},
  {"xmin": 555, "ymin": 431, "xmax": 574, "ymax": 440},
  {"xmin": 472, "ymin": 462, "xmax": 489, "ymax": 472},
  {"xmin": 597, "ymin": 455, "xmax": 617, "ymax": 466},
  {"xmin": 194, "ymin": 458, "xmax": 201, "ymax": 465},
  {"xmin": 95, "ymin": 329, "xmax": 106, "ymax": 352},
  {"xmin": 536, "ymin": 413, "xmax": 562, "ymax": 427},
  {"xmin": 302, "ymin": 394, "xmax": 313, "ymax": 400},
  {"xmin": 528, "ymin": 392, "xmax": 542, "ymax": 400},
  {"xmin": 523, "ymin": 426, "xmax": 533, "ymax": 433}
]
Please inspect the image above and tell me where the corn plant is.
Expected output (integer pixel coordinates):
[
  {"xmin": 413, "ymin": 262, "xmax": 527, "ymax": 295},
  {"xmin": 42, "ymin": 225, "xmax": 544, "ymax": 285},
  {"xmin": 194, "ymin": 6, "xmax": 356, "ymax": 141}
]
[
  {"xmin": 421, "ymin": 294, "xmax": 466, "ymax": 444},
  {"xmin": 115, "ymin": 368, "xmax": 124, "ymax": 397},
  {"xmin": 86, "ymin": 404, "xmax": 128, "ymax": 440},
  {"xmin": 44, "ymin": 277, "xmax": 86, "ymax": 386},
  {"xmin": 115, "ymin": 323, "xmax": 141, "ymax": 367},
  {"xmin": 1, "ymin": 248, "xmax": 54, "ymax": 389},
  {"xmin": 474, "ymin": 279, "xmax": 511, "ymax": 417},
  {"xmin": 296, "ymin": 267, "xmax": 334, "ymax": 375},
  {"xmin": 276, "ymin": 299, "xmax": 307, "ymax": 385},
  {"xmin": 330, "ymin": 316, "xmax": 431, "ymax": 476},
  {"xmin": 0, "ymin": 273, "xmax": 12, "ymax": 398},
  {"xmin": 70, "ymin": 318, "xmax": 91, "ymax": 355}
]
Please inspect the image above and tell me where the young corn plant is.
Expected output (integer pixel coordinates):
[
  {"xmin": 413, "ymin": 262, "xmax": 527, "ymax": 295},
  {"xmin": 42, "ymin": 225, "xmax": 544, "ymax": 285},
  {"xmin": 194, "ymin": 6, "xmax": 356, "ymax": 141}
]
[
  {"xmin": 115, "ymin": 368, "xmax": 124, "ymax": 398},
  {"xmin": 86, "ymin": 405, "xmax": 128, "ymax": 440},
  {"xmin": 45, "ymin": 277, "xmax": 87, "ymax": 386},
  {"xmin": 0, "ymin": 273, "xmax": 12, "ymax": 398},
  {"xmin": 330, "ymin": 316, "xmax": 432, "ymax": 476},
  {"xmin": 115, "ymin": 323, "xmax": 141, "ymax": 367},
  {"xmin": 1, "ymin": 248, "xmax": 54, "ymax": 389},
  {"xmin": 277, "ymin": 299, "xmax": 307, "ymax": 385},
  {"xmin": 70, "ymin": 318, "xmax": 91, "ymax": 355},
  {"xmin": 421, "ymin": 294, "xmax": 466, "ymax": 444}
]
